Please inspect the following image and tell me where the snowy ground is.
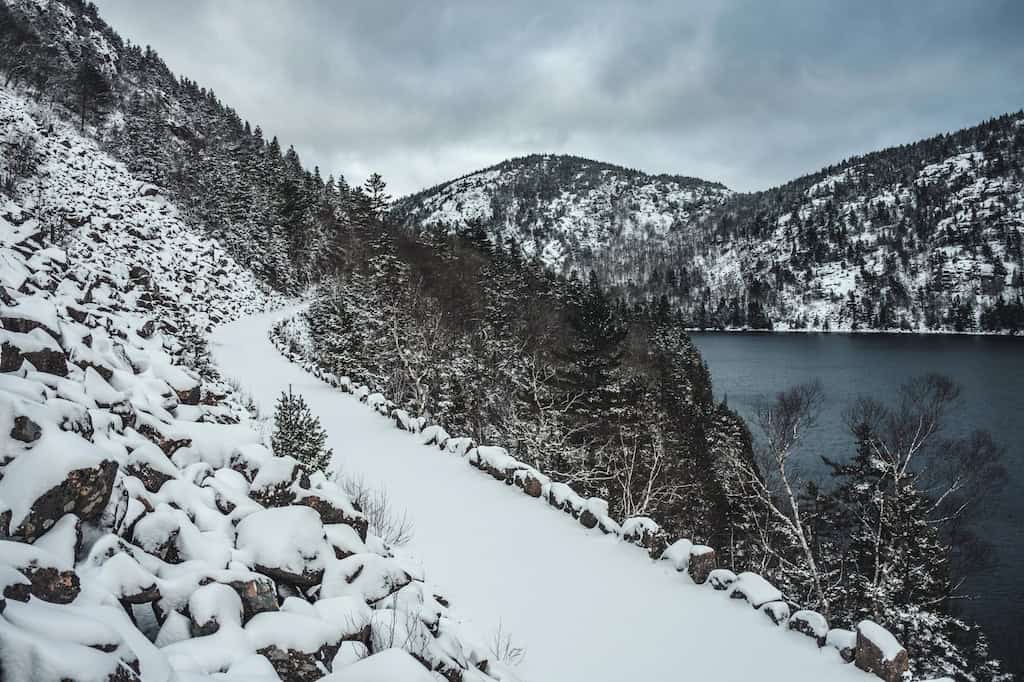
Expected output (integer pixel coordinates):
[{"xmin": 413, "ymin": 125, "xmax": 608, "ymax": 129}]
[{"xmin": 211, "ymin": 307, "xmax": 872, "ymax": 682}]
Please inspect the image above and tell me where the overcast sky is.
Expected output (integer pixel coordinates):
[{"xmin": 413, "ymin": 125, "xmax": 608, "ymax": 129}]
[{"xmin": 93, "ymin": 0, "xmax": 1024, "ymax": 197}]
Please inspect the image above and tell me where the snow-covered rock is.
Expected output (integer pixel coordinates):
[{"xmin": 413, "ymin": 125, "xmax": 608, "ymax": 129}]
[{"xmin": 855, "ymin": 620, "xmax": 909, "ymax": 682}]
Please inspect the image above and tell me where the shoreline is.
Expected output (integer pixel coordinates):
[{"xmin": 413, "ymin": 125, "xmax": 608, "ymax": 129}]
[{"xmin": 686, "ymin": 327, "xmax": 1023, "ymax": 338}]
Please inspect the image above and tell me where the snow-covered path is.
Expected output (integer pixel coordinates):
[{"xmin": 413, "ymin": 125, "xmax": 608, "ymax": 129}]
[{"xmin": 211, "ymin": 307, "xmax": 870, "ymax": 682}]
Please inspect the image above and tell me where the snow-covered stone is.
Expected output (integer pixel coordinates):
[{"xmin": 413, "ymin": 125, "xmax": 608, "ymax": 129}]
[
  {"xmin": 236, "ymin": 506, "xmax": 327, "ymax": 586},
  {"xmin": 856, "ymin": 621, "xmax": 909, "ymax": 682}
]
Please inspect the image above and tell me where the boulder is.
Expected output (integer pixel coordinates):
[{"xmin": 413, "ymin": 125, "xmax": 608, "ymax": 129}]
[
  {"xmin": 131, "ymin": 510, "xmax": 184, "ymax": 564},
  {"xmin": 296, "ymin": 491, "xmax": 368, "ymax": 542},
  {"xmin": 127, "ymin": 266, "xmax": 151, "ymax": 287},
  {"xmin": 226, "ymin": 575, "xmax": 280, "ymax": 623},
  {"xmin": 6, "ymin": 458, "xmax": 117, "ymax": 542},
  {"xmin": 788, "ymin": 609, "xmax": 828, "ymax": 646},
  {"xmin": 660, "ymin": 539, "xmax": 693, "ymax": 572},
  {"xmin": 512, "ymin": 468, "xmax": 546, "ymax": 498},
  {"xmin": 236, "ymin": 507, "xmax": 326, "ymax": 588},
  {"xmin": 0, "ymin": 303, "xmax": 61, "ymax": 339},
  {"xmin": 621, "ymin": 517, "xmax": 667, "ymax": 557},
  {"xmin": 257, "ymin": 645, "xmax": 331, "ymax": 682},
  {"xmin": 761, "ymin": 601, "xmax": 790, "ymax": 625},
  {"xmin": 136, "ymin": 320, "xmax": 156, "ymax": 339},
  {"xmin": 188, "ymin": 583, "xmax": 243, "ymax": 637},
  {"xmin": 729, "ymin": 572, "xmax": 783, "ymax": 608},
  {"xmin": 248, "ymin": 456, "xmax": 306, "ymax": 508},
  {"xmin": 174, "ymin": 384, "xmax": 201, "ymax": 407},
  {"xmin": 578, "ymin": 508, "xmax": 599, "ymax": 529},
  {"xmin": 10, "ymin": 415, "xmax": 42, "ymax": 443},
  {"xmin": 827, "ymin": 628, "xmax": 857, "ymax": 663},
  {"xmin": 124, "ymin": 444, "xmax": 177, "ymax": 493},
  {"xmin": 687, "ymin": 546, "xmax": 717, "ymax": 585},
  {"xmin": 855, "ymin": 621, "xmax": 909, "ymax": 682},
  {"xmin": 707, "ymin": 568, "xmax": 737, "ymax": 591},
  {"xmin": 135, "ymin": 421, "xmax": 192, "ymax": 456},
  {"xmin": 1, "ymin": 329, "xmax": 68, "ymax": 376},
  {"xmin": 0, "ymin": 541, "xmax": 80, "ymax": 604}
]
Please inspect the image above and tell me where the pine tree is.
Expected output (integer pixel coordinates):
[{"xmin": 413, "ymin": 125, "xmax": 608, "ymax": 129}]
[
  {"xmin": 363, "ymin": 172, "xmax": 391, "ymax": 223},
  {"xmin": 271, "ymin": 386, "xmax": 333, "ymax": 474},
  {"xmin": 73, "ymin": 60, "xmax": 113, "ymax": 130}
]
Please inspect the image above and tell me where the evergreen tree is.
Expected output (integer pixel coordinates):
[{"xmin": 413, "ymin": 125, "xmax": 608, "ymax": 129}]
[
  {"xmin": 73, "ymin": 60, "xmax": 113, "ymax": 130},
  {"xmin": 363, "ymin": 172, "xmax": 391, "ymax": 223},
  {"xmin": 271, "ymin": 386, "xmax": 333, "ymax": 474}
]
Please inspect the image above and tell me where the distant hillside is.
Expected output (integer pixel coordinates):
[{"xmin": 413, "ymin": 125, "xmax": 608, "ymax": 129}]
[
  {"xmin": 395, "ymin": 153, "xmax": 732, "ymax": 283},
  {"xmin": 394, "ymin": 116, "xmax": 1024, "ymax": 334}
]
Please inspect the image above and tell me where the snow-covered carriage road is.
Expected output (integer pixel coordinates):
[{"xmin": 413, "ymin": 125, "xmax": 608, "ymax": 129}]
[{"xmin": 211, "ymin": 307, "xmax": 869, "ymax": 682}]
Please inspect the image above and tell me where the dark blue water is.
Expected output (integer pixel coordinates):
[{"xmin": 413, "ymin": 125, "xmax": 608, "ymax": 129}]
[{"xmin": 691, "ymin": 332, "xmax": 1024, "ymax": 674}]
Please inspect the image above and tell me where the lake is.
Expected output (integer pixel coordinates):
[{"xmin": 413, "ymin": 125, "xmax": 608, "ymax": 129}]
[{"xmin": 690, "ymin": 332, "xmax": 1024, "ymax": 675}]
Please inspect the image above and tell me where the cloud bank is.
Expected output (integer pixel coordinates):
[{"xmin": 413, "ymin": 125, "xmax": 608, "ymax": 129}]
[{"xmin": 94, "ymin": 0, "xmax": 1024, "ymax": 196}]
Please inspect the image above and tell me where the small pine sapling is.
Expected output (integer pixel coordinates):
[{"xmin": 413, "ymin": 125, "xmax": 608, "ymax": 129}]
[{"xmin": 272, "ymin": 385, "xmax": 333, "ymax": 474}]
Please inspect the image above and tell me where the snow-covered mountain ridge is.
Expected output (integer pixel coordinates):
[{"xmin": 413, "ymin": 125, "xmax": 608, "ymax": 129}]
[
  {"xmin": 394, "ymin": 114, "xmax": 1024, "ymax": 334},
  {"xmin": 0, "ymin": 85, "xmax": 515, "ymax": 681},
  {"xmin": 396, "ymin": 153, "xmax": 732, "ymax": 272}
]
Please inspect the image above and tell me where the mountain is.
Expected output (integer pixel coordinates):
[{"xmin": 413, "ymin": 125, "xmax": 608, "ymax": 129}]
[
  {"xmin": 394, "ymin": 116, "xmax": 1024, "ymax": 334},
  {"xmin": 396, "ymin": 154, "xmax": 731, "ymax": 269}
]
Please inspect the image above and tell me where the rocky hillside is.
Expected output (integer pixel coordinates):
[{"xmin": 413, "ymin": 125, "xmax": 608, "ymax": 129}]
[
  {"xmin": 0, "ymin": 85, "xmax": 514, "ymax": 681},
  {"xmin": 394, "ymin": 116, "xmax": 1024, "ymax": 334},
  {"xmin": 1, "ymin": 0, "xmax": 374, "ymax": 293}
]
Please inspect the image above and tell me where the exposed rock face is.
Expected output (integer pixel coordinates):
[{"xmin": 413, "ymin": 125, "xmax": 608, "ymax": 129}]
[{"xmin": 11, "ymin": 459, "xmax": 117, "ymax": 541}]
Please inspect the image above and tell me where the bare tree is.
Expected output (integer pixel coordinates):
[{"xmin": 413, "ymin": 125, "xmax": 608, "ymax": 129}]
[
  {"xmin": 843, "ymin": 373, "xmax": 1006, "ymax": 606},
  {"xmin": 385, "ymin": 277, "xmax": 450, "ymax": 418},
  {"xmin": 737, "ymin": 380, "xmax": 830, "ymax": 617},
  {"xmin": 338, "ymin": 473, "xmax": 415, "ymax": 546}
]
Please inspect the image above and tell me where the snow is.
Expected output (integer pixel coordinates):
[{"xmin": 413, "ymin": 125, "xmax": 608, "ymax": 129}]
[
  {"xmin": 323, "ymin": 648, "xmax": 436, "ymax": 682},
  {"xmin": 244, "ymin": 610, "xmax": 343, "ymax": 653},
  {"xmin": 660, "ymin": 538, "xmax": 693, "ymax": 571},
  {"xmin": 212, "ymin": 306, "xmax": 873, "ymax": 682},
  {"xmin": 729, "ymin": 571, "xmax": 784, "ymax": 608},
  {"xmin": 235, "ymin": 505, "xmax": 327, "ymax": 577},
  {"xmin": 189, "ymin": 582, "xmax": 244, "ymax": 630}
]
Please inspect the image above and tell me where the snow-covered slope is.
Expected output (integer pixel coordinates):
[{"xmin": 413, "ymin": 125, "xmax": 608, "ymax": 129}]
[
  {"xmin": 0, "ymin": 85, "xmax": 512, "ymax": 681},
  {"xmin": 394, "ymin": 117, "xmax": 1024, "ymax": 334},
  {"xmin": 213, "ymin": 307, "xmax": 890, "ymax": 682}
]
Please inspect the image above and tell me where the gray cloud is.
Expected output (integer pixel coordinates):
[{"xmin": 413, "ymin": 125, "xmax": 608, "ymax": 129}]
[{"xmin": 93, "ymin": 0, "xmax": 1024, "ymax": 196}]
